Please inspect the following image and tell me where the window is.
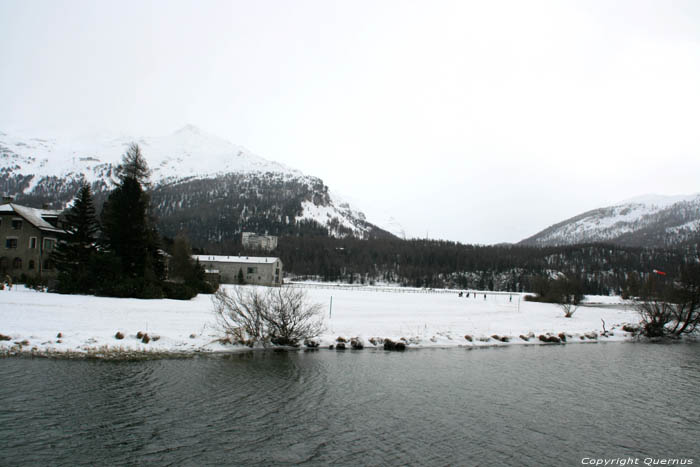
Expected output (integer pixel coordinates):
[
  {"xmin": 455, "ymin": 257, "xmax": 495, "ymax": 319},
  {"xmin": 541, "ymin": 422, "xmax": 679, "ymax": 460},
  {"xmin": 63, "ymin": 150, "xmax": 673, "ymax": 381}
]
[
  {"xmin": 247, "ymin": 267, "xmax": 257, "ymax": 274},
  {"xmin": 12, "ymin": 257, "xmax": 21, "ymax": 269},
  {"xmin": 29, "ymin": 237, "xmax": 37, "ymax": 249},
  {"xmin": 5, "ymin": 238, "xmax": 18, "ymax": 249},
  {"xmin": 11, "ymin": 219, "xmax": 22, "ymax": 230},
  {"xmin": 43, "ymin": 238, "xmax": 56, "ymax": 251},
  {"xmin": 28, "ymin": 260, "xmax": 35, "ymax": 270}
]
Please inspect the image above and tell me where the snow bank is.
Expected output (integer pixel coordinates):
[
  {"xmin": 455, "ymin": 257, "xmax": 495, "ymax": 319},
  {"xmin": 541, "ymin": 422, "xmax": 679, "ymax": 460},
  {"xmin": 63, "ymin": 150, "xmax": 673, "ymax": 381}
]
[{"xmin": 0, "ymin": 285, "xmax": 641, "ymax": 358}]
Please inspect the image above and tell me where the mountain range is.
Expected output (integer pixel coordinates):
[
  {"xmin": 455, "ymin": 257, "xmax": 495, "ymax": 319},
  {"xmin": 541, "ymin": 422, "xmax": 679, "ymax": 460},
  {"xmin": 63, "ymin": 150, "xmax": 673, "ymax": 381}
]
[
  {"xmin": 520, "ymin": 194, "xmax": 700, "ymax": 248},
  {"xmin": 2, "ymin": 125, "xmax": 698, "ymax": 250},
  {"xmin": 0, "ymin": 125, "xmax": 393, "ymax": 250}
]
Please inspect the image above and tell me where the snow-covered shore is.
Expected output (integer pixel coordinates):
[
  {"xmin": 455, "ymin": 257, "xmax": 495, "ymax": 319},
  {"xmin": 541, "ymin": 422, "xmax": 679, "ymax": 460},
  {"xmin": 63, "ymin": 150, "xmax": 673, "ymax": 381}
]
[{"xmin": 1, "ymin": 284, "xmax": 644, "ymax": 358}]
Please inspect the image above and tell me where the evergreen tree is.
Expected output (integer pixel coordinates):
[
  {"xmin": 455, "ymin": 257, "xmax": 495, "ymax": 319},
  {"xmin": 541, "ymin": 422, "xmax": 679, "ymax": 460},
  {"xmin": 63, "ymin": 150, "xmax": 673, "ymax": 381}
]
[
  {"xmin": 170, "ymin": 233, "xmax": 194, "ymax": 282},
  {"xmin": 101, "ymin": 176, "xmax": 151, "ymax": 278},
  {"xmin": 162, "ymin": 234, "xmax": 213, "ymax": 298},
  {"xmin": 116, "ymin": 143, "xmax": 152, "ymax": 187},
  {"xmin": 52, "ymin": 182, "xmax": 100, "ymax": 293},
  {"xmin": 99, "ymin": 144, "xmax": 164, "ymax": 297}
]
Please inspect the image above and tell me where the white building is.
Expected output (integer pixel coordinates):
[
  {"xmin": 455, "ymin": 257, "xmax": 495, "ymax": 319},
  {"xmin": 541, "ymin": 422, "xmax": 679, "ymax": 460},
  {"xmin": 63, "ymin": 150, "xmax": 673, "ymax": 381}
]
[
  {"xmin": 193, "ymin": 255, "xmax": 283, "ymax": 286},
  {"xmin": 241, "ymin": 232, "xmax": 278, "ymax": 252}
]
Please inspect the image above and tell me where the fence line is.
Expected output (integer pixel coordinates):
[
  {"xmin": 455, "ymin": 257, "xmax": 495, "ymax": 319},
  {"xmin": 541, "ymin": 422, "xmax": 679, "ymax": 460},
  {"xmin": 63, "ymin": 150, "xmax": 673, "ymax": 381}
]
[{"xmin": 286, "ymin": 281, "xmax": 522, "ymax": 297}]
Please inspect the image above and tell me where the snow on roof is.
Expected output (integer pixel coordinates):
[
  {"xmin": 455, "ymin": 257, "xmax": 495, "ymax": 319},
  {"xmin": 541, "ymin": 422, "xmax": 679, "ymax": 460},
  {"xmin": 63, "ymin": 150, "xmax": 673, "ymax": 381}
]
[
  {"xmin": 193, "ymin": 255, "xmax": 279, "ymax": 264},
  {"xmin": 2, "ymin": 203, "xmax": 63, "ymax": 233}
]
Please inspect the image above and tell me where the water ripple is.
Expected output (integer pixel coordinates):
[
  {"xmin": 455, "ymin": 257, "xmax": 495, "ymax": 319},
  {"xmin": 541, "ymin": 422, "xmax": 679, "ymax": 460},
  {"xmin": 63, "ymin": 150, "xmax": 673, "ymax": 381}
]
[{"xmin": 1, "ymin": 343, "xmax": 698, "ymax": 465}]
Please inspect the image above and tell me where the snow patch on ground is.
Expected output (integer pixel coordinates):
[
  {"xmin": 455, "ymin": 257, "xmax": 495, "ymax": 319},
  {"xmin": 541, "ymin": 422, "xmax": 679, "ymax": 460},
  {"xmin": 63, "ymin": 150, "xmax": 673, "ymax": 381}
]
[{"xmin": 0, "ymin": 285, "xmax": 643, "ymax": 357}]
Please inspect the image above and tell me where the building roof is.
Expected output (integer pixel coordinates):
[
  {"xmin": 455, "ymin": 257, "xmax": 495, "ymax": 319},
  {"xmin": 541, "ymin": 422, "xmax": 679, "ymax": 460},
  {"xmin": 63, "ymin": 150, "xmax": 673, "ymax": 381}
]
[
  {"xmin": 193, "ymin": 255, "xmax": 280, "ymax": 264},
  {"xmin": 0, "ymin": 203, "xmax": 63, "ymax": 233}
]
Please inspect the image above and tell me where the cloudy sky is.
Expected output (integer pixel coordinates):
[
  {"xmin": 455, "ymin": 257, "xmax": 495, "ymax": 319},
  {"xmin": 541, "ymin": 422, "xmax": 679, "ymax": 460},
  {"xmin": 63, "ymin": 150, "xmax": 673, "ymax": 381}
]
[{"xmin": 1, "ymin": 0, "xmax": 699, "ymax": 244}]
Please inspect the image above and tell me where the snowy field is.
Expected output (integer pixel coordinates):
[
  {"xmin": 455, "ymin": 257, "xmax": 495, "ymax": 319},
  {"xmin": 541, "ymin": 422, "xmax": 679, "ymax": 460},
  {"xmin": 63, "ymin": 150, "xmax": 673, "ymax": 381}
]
[{"xmin": 0, "ymin": 284, "xmax": 642, "ymax": 357}]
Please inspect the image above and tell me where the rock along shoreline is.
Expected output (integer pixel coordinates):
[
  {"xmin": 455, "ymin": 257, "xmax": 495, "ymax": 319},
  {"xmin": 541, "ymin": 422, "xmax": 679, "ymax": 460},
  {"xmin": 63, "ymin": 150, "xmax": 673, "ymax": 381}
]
[{"xmin": 3, "ymin": 328, "xmax": 688, "ymax": 361}]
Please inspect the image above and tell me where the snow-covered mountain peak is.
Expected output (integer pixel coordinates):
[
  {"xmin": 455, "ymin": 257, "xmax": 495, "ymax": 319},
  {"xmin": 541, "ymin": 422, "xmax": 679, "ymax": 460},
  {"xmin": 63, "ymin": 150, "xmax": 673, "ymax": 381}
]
[
  {"xmin": 618, "ymin": 193, "xmax": 700, "ymax": 209},
  {"xmin": 1, "ymin": 126, "xmax": 392, "ymax": 241},
  {"xmin": 520, "ymin": 192, "xmax": 700, "ymax": 248},
  {"xmin": 0, "ymin": 126, "xmax": 302, "ymax": 184},
  {"xmin": 174, "ymin": 123, "xmax": 202, "ymax": 135}
]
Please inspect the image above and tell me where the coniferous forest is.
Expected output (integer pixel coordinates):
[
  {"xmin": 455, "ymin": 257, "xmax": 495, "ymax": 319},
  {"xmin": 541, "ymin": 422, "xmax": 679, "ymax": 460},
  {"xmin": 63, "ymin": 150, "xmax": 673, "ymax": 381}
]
[{"xmin": 238, "ymin": 236, "xmax": 695, "ymax": 296}]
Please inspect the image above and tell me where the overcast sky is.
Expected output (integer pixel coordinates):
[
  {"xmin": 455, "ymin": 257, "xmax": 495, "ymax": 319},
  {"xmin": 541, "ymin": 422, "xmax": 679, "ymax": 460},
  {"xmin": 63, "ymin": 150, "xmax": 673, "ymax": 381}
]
[{"xmin": 1, "ymin": 0, "xmax": 699, "ymax": 244}]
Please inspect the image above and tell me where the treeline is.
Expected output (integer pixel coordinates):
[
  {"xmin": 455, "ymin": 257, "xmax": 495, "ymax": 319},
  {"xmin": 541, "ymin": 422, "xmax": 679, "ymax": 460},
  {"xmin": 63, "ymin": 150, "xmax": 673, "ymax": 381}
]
[
  {"xmin": 262, "ymin": 236, "xmax": 693, "ymax": 295},
  {"xmin": 51, "ymin": 144, "xmax": 213, "ymax": 299}
]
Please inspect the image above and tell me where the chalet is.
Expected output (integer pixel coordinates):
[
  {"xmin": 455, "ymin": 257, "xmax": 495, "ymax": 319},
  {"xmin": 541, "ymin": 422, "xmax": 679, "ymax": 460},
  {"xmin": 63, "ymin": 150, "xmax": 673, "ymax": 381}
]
[
  {"xmin": 0, "ymin": 198, "xmax": 63, "ymax": 278},
  {"xmin": 193, "ymin": 255, "xmax": 283, "ymax": 286}
]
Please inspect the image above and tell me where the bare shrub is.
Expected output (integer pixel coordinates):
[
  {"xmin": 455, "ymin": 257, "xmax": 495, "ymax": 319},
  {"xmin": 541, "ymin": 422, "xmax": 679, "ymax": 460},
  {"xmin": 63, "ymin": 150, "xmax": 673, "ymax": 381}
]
[
  {"xmin": 635, "ymin": 296, "xmax": 699, "ymax": 338},
  {"xmin": 212, "ymin": 286, "xmax": 324, "ymax": 347},
  {"xmin": 635, "ymin": 265, "xmax": 700, "ymax": 338},
  {"xmin": 559, "ymin": 302, "xmax": 578, "ymax": 318},
  {"xmin": 265, "ymin": 287, "xmax": 325, "ymax": 346},
  {"xmin": 555, "ymin": 275, "xmax": 583, "ymax": 317},
  {"xmin": 212, "ymin": 287, "xmax": 268, "ymax": 346},
  {"xmin": 635, "ymin": 298, "xmax": 675, "ymax": 337}
]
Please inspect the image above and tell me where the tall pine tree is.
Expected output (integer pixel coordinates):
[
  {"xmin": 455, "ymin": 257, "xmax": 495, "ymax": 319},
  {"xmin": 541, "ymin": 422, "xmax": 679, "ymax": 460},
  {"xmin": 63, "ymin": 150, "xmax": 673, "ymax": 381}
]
[
  {"xmin": 99, "ymin": 144, "xmax": 165, "ymax": 297},
  {"xmin": 52, "ymin": 182, "xmax": 100, "ymax": 293},
  {"xmin": 116, "ymin": 143, "xmax": 152, "ymax": 187}
]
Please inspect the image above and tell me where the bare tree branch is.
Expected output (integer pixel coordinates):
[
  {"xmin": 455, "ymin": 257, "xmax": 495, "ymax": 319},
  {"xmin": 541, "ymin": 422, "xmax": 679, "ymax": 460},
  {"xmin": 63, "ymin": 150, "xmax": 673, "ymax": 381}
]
[{"xmin": 212, "ymin": 286, "xmax": 325, "ymax": 347}]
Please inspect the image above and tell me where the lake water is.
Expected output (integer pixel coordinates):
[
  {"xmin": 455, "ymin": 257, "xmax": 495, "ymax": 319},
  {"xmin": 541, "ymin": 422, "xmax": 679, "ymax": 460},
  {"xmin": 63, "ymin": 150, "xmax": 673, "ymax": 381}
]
[{"xmin": 1, "ymin": 343, "xmax": 698, "ymax": 466}]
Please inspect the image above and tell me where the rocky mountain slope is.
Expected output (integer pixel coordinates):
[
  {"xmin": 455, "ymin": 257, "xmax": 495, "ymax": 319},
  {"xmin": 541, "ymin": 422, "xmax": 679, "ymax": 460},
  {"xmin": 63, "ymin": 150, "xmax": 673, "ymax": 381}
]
[
  {"xmin": 0, "ymin": 126, "xmax": 392, "ymax": 249},
  {"xmin": 519, "ymin": 194, "xmax": 700, "ymax": 248}
]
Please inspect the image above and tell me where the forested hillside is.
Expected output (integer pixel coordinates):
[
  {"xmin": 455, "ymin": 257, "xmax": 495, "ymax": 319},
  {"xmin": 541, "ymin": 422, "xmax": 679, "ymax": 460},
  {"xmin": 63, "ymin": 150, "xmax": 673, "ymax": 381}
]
[
  {"xmin": 261, "ymin": 236, "xmax": 695, "ymax": 296},
  {"xmin": 150, "ymin": 174, "xmax": 393, "ymax": 250},
  {"xmin": 520, "ymin": 194, "xmax": 700, "ymax": 248}
]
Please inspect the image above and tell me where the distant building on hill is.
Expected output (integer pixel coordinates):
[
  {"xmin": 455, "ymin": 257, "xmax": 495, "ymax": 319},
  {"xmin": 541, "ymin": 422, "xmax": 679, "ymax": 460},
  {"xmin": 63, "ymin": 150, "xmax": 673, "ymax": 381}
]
[
  {"xmin": 0, "ymin": 197, "xmax": 63, "ymax": 279},
  {"xmin": 193, "ymin": 255, "xmax": 283, "ymax": 286},
  {"xmin": 241, "ymin": 232, "xmax": 278, "ymax": 252}
]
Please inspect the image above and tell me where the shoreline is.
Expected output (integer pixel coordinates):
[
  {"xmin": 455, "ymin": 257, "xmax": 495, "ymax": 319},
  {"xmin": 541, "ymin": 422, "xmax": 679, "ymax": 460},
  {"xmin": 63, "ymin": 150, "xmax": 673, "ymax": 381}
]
[
  {"xmin": 1, "ymin": 327, "xmax": 696, "ymax": 361},
  {"xmin": 3, "ymin": 284, "xmax": 694, "ymax": 361},
  {"xmin": 0, "ymin": 330, "xmax": 679, "ymax": 361}
]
